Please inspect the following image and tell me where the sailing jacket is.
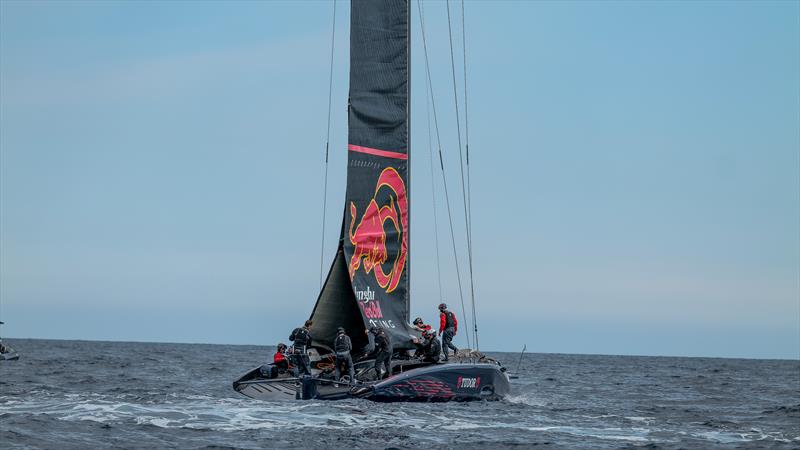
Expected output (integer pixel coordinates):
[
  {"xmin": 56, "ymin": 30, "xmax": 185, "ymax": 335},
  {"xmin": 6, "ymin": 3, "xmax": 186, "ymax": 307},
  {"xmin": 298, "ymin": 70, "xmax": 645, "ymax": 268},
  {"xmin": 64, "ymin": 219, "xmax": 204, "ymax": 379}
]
[
  {"xmin": 423, "ymin": 337, "xmax": 442, "ymax": 361},
  {"xmin": 289, "ymin": 327, "xmax": 312, "ymax": 351},
  {"xmin": 334, "ymin": 333, "xmax": 352, "ymax": 354},
  {"xmin": 439, "ymin": 311, "xmax": 458, "ymax": 334},
  {"xmin": 374, "ymin": 331, "xmax": 392, "ymax": 354},
  {"xmin": 273, "ymin": 351, "xmax": 290, "ymax": 369}
]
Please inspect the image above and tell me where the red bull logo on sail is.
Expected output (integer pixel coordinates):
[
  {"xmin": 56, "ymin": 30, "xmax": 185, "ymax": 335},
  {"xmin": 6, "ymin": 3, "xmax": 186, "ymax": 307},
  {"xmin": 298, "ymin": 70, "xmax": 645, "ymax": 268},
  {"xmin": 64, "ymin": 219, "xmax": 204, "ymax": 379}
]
[
  {"xmin": 348, "ymin": 167, "xmax": 408, "ymax": 293},
  {"xmin": 360, "ymin": 300, "xmax": 383, "ymax": 319},
  {"xmin": 356, "ymin": 287, "xmax": 383, "ymax": 318}
]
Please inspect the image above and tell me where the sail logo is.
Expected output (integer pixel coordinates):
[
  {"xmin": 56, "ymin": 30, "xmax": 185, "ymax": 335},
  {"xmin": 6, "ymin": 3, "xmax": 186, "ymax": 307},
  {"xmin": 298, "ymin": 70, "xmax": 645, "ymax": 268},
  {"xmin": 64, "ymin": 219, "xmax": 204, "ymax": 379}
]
[
  {"xmin": 368, "ymin": 319, "xmax": 396, "ymax": 329},
  {"xmin": 355, "ymin": 286, "xmax": 375, "ymax": 302},
  {"xmin": 360, "ymin": 298, "xmax": 383, "ymax": 319},
  {"xmin": 348, "ymin": 167, "xmax": 408, "ymax": 293},
  {"xmin": 457, "ymin": 376, "xmax": 480, "ymax": 389}
]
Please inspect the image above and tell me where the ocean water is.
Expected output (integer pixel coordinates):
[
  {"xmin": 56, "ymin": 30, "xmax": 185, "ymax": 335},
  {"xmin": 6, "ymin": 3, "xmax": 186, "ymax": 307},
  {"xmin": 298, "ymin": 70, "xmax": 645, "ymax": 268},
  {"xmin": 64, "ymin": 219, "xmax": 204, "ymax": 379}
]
[{"xmin": 0, "ymin": 339, "xmax": 798, "ymax": 449}]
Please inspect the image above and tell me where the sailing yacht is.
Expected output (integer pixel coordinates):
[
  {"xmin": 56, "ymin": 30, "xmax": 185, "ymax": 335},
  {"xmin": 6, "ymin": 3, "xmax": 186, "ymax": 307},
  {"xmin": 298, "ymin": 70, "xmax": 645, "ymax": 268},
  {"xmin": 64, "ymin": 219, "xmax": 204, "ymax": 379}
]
[
  {"xmin": 233, "ymin": 0, "xmax": 510, "ymax": 402},
  {"xmin": 0, "ymin": 322, "xmax": 19, "ymax": 361}
]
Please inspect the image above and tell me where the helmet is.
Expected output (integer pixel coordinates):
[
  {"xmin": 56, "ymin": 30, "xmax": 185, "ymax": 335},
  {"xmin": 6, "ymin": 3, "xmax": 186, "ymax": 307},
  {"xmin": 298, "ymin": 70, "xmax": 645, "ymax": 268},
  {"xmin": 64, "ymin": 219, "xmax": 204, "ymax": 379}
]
[
  {"xmin": 337, "ymin": 327, "xmax": 346, "ymax": 334},
  {"xmin": 277, "ymin": 343, "xmax": 287, "ymax": 352},
  {"xmin": 438, "ymin": 303, "xmax": 447, "ymax": 311},
  {"xmin": 368, "ymin": 326, "xmax": 379, "ymax": 334},
  {"xmin": 423, "ymin": 329, "xmax": 436, "ymax": 338},
  {"xmin": 413, "ymin": 317, "xmax": 423, "ymax": 325}
]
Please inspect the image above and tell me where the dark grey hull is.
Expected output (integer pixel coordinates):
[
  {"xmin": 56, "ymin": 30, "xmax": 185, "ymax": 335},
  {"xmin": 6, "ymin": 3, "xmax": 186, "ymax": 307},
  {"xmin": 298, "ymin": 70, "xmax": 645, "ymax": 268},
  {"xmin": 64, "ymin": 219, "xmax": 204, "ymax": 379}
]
[
  {"xmin": 233, "ymin": 359, "xmax": 510, "ymax": 402},
  {"xmin": 360, "ymin": 362, "xmax": 510, "ymax": 402}
]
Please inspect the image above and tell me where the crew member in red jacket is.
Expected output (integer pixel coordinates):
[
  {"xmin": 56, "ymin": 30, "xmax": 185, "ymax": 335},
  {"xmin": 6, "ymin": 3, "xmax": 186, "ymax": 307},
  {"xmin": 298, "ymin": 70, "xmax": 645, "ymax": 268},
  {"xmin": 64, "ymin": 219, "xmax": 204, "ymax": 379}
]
[
  {"xmin": 272, "ymin": 342, "xmax": 298, "ymax": 377},
  {"xmin": 438, "ymin": 303, "xmax": 459, "ymax": 361},
  {"xmin": 274, "ymin": 343, "xmax": 289, "ymax": 367}
]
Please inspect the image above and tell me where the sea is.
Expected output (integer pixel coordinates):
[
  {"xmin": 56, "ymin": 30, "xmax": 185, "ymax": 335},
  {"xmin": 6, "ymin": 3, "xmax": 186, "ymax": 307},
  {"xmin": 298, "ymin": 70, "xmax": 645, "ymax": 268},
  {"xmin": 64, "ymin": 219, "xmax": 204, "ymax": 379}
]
[{"xmin": 0, "ymin": 339, "xmax": 797, "ymax": 449}]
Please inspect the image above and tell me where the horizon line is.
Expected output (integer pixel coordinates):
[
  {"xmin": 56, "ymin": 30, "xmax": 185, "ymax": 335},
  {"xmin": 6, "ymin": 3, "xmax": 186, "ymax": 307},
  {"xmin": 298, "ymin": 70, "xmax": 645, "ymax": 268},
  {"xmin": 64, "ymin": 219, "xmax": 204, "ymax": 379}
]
[{"xmin": 3, "ymin": 336, "xmax": 798, "ymax": 362}]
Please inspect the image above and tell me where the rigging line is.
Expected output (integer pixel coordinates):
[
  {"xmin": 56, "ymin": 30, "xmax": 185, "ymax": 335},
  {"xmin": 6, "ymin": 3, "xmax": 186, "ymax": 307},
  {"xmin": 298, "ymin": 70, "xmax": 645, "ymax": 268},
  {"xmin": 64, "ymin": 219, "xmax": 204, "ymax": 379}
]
[
  {"xmin": 417, "ymin": 0, "xmax": 471, "ymax": 349},
  {"xmin": 319, "ymin": 0, "xmax": 337, "ymax": 289},
  {"xmin": 461, "ymin": 0, "xmax": 472, "ymax": 249},
  {"xmin": 461, "ymin": 0, "xmax": 478, "ymax": 350},
  {"xmin": 446, "ymin": 0, "xmax": 477, "ymax": 349},
  {"xmin": 445, "ymin": 0, "xmax": 469, "ymax": 241},
  {"xmin": 425, "ymin": 43, "xmax": 444, "ymax": 304}
]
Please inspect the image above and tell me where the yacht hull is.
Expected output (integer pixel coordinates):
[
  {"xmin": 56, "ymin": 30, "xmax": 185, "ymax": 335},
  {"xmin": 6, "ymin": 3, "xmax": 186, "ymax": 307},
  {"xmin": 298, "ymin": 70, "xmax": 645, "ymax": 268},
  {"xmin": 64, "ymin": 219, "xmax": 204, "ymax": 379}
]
[
  {"xmin": 0, "ymin": 352, "xmax": 19, "ymax": 361},
  {"xmin": 233, "ymin": 361, "xmax": 510, "ymax": 402},
  {"xmin": 360, "ymin": 363, "xmax": 510, "ymax": 402}
]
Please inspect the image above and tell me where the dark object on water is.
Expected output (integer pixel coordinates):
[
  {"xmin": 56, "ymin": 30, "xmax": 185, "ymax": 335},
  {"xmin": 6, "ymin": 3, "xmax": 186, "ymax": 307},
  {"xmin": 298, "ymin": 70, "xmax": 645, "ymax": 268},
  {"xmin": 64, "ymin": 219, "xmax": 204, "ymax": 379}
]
[
  {"xmin": 516, "ymin": 345, "xmax": 527, "ymax": 372},
  {"xmin": 0, "ymin": 321, "xmax": 19, "ymax": 361},
  {"xmin": 508, "ymin": 344, "xmax": 527, "ymax": 380},
  {"xmin": 0, "ymin": 341, "xmax": 19, "ymax": 361}
]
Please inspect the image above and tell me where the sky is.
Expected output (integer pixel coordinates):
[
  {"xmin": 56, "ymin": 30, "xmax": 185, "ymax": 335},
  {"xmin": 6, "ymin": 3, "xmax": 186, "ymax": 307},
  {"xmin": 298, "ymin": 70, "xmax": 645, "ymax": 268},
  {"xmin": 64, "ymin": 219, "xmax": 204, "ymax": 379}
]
[{"xmin": 1, "ymin": 1, "xmax": 798, "ymax": 359}]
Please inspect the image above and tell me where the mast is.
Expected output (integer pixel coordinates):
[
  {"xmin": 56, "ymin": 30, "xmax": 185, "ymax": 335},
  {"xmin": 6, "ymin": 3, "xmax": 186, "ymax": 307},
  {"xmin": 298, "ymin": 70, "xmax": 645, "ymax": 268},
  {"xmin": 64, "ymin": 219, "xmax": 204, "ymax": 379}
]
[{"xmin": 406, "ymin": 0, "xmax": 411, "ymax": 322}]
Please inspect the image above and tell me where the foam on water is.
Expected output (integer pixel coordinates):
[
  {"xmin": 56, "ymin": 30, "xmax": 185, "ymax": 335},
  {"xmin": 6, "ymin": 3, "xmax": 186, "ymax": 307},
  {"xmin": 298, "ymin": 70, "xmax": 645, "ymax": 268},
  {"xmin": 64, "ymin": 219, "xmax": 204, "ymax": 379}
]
[{"xmin": 504, "ymin": 392, "xmax": 548, "ymax": 407}]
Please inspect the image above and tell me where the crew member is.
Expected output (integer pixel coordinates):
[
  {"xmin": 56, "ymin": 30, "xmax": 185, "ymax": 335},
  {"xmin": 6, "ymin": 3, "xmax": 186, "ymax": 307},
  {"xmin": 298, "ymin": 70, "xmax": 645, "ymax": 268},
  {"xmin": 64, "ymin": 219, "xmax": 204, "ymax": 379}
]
[
  {"xmin": 438, "ymin": 303, "xmax": 458, "ymax": 361},
  {"xmin": 333, "ymin": 327, "xmax": 355, "ymax": 383},
  {"xmin": 420, "ymin": 329, "xmax": 442, "ymax": 363},
  {"xmin": 368, "ymin": 326, "xmax": 393, "ymax": 379},
  {"xmin": 264, "ymin": 342, "xmax": 297, "ymax": 378},
  {"xmin": 412, "ymin": 317, "xmax": 432, "ymax": 333},
  {"xmin": 274, "ymin": 343, "xmax": 289, "ymax": 369},
  {"xmin": 289, "ymin": 319, "xmax": 313, "ymax": 375},
  {"xmin": 276, "ymin": 343, "xmax": 299, "ymax": 377}
]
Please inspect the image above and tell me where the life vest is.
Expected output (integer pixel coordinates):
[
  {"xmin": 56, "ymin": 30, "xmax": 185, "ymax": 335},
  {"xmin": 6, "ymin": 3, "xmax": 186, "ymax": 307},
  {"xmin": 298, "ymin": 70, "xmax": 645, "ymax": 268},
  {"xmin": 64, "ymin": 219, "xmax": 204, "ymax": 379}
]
[
  {"xmin": 334, "ymin": 333, "xmax": 351, "ymax": 353},
  {"xmin": 444, "ymin": 311, "xmax": 456, "ymax": 329},
  {"xmin": 290, "ymin": 327, "xmax": 311, "ymax": 349}
]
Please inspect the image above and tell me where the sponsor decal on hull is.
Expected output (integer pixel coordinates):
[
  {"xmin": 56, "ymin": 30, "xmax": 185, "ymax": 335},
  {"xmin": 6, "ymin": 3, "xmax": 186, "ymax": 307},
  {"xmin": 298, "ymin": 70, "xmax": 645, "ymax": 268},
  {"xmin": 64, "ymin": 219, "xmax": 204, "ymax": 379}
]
[
  {"xmin": 388, "ymin": 378, "xmax": 455, "ymax": 399},
  {"xmin": 457, "ymin": 376, "xmax": 481, "ymax": 390}
]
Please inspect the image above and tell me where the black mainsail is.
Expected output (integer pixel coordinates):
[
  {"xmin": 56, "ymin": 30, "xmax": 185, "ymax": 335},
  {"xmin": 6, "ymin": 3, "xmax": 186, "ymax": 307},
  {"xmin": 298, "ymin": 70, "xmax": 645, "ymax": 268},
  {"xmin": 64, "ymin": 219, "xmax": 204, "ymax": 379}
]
[{"xmin": 310, "ymin": 0, "xmax": 416, "ymax": 352}]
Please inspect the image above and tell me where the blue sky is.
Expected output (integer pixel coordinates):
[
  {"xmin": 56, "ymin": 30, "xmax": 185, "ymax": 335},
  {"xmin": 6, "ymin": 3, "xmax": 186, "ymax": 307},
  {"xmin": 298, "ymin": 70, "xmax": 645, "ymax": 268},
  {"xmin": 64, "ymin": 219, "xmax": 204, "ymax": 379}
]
[{"xmin": 1, "ymin": 1, "xmax": 797, "ymax": 359}]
